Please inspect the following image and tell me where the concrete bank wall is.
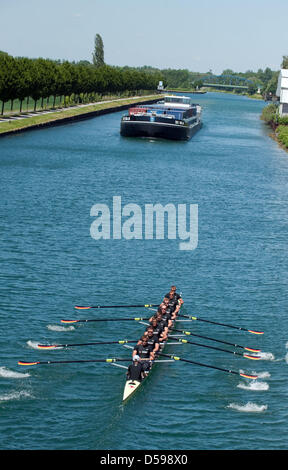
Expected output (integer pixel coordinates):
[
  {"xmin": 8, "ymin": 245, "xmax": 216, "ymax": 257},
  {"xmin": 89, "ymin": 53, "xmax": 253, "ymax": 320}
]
[{"xmin": 0, "ymin": 98, "xmax": 159, "ymax": 138}]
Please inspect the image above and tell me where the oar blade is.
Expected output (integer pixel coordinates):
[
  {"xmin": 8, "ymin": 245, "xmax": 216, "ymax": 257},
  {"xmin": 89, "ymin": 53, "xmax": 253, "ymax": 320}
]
[
  {"xmin": 18, "ymin": 361, "xmax": 40, "ymax": 366},
  {"xmin": 244, "ymin": 347, "xmax": 261, "ymax": 353},
  {"xmin": 243, "ymin": 354, "xmax": 262, "ymax": 360},
  {"xmin": 248, "ymin": 330, "xmax": 264, "ymax": 335},
  {"xmin": 61, "ymin": 319, "xmax": 79, "ymax": 324},
  {"xmin": 240, "ymin": 372, "xmax": 258, "ymax": 379}
]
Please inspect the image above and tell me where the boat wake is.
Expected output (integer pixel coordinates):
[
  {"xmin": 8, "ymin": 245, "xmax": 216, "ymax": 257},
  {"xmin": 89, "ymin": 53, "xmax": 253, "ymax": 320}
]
[
  {"xmin": 227, "ymin": 402, "xmax": 268, "ymax": 413},
  {"xmin": 47, "ymin": 324, "xmax": 75, "ymax": 332},
  {"xmin": 0, "ymin": 390, "xmax": 32, "ymax": 402},
  {"xmin": 254, "ymin": 371, "xmax": 271, "ymax": 379},
  {"xmin": 0, "ymin": 366, "xmax": 30, "ymax": 379},
  {"xmin": 237, "ymin": 381, "xmax": 269, "ymax": 391},
  {"xmin": 248, "ymin": 351, "xmax": 274, "ymax": 361},
  {"xmin": 27, "ymin": 340, "xmax": 41, "ymax": 350}
]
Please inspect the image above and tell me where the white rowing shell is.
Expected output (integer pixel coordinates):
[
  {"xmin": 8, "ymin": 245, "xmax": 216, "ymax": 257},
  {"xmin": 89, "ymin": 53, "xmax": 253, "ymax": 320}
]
[{"xmin": 123, "ymin": 379, "xmax": 141, "ymax": 401}]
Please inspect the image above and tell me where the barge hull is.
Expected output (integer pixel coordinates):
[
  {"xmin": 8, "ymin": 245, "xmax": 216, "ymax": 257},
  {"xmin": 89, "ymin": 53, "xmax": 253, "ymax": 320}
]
[{"xmin": 121, "ymin": 121, "xmax": 202, "ymax": 141}]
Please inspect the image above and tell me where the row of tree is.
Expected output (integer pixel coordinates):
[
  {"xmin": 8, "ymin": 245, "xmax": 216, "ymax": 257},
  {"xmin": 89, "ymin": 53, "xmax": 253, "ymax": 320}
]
[
  {"xmin": 131, "ymin": 65, "xmax": 280, "ymax": 95},
  {"xmin": 0, "ymin": 52, "xmax": 163, "ymax": 114},
  {"xmin": 1, "ymin": 33, "xmax": 287, "ymax": 115},
  {"xmin": 130, "ymin": 58, "xmax": 288, "ymax": 96}
]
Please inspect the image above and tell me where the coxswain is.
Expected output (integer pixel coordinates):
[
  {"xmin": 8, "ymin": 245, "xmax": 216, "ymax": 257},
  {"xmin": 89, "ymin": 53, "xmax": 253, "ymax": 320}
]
[{"xmin": 126, "ymin": 355, "xmax": 144, "ymax": 382}]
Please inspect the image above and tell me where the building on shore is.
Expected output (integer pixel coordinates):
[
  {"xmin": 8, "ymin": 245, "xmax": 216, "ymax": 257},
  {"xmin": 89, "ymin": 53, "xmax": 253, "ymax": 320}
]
[{"xmin": 276, "ymin": 69, "xmax": 288, "ymax": 116}]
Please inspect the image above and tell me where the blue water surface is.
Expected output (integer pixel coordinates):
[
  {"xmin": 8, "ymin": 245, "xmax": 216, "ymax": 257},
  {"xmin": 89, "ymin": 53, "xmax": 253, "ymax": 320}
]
[{"xmin": 0, "ymin": 92, "xmax": 287, "ymax": 450}]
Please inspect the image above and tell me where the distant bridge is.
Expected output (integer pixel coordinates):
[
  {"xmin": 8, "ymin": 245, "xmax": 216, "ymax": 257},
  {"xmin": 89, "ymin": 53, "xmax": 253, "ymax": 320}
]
[{"xmin": 202, "ymin": 75, "xmax": 254, "ymax": 90}]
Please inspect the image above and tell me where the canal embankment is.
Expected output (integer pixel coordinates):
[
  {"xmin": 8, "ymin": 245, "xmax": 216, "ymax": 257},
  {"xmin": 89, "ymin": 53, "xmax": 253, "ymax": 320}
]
[
  {"xmin": 0, "ymin": 95, "xmax": 159, "ymax": 138},
  {"xmin": 260, "ymin": 102, "xmax": 288, "ymax": 152}
]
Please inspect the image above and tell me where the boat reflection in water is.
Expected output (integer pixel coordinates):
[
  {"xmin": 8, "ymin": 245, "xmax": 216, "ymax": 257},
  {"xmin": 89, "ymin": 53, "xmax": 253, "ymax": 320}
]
[{"xmin": 120, "ymin": 95, "xmax": 202, "ymax": 141}]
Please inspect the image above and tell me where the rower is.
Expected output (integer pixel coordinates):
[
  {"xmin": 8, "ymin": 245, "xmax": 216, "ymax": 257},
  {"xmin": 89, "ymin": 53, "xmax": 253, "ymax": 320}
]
[
  {"xmin": 144, "ymin": 326, "xmax": 160, "ymax": 356},
  {"xmin": 137, "ymin": 328, "xmax": 159, "ymax": 355},
  {"xmin": 164, "ymin": 297, "xmax": 179, "ymax": 321},
  {"xmin": 158, "ymin": 304, "xmax": 168, "ymax": 315},
  {"xmin": 133, "ymin": 335, "xmax": 154, "ymax": 374},
  {"xmin": 154, "ymin": 306, "xmax": 173, "ymax": 330},
  {"xmin": 159, "ymin": 297, "xmax": 169, "ymax": 309},
  {"xmin": 126, "ymin": 355, "xmax": 144, "ymax": 382},
  {"xmin": 165, "ymin": 291, "xmax": 181, "ymax": 315},
  {"xmin": 165, "ymin": 285, "xmax": 183, "ymax": 306},
  {"xmin": 149, "ymin": 317, "xmax": 167, "ymax": 342},
  {"xmin": 148, "ymin": 306, "xmax": 165, "ymax": 322},
  {"xmin": 156, "ymin": 311, "xmax": 171, "ymax": 334}
]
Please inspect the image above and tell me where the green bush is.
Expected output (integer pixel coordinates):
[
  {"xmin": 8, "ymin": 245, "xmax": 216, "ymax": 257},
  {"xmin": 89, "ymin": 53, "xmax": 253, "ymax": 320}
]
[
  {"xmin": 276, "ymin": 125, "xmax": 288, "ymax": 148},
  {"xmin": 277, "ymin": 115, "xmax": 288, "ymax": 125},
  {"xmin": 260, "ymin": 103, "xmax": 278, "ymax": 123}
]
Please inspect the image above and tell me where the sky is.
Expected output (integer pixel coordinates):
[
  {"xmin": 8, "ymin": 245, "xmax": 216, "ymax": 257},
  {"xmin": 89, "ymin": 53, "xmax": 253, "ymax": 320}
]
[{"xmin": 0, "ymin": 0, "xmax": 287, "ymax": 74}]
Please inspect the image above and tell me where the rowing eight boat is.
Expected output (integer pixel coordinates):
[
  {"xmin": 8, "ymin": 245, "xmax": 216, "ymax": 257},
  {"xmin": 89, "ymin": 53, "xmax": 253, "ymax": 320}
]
[{"xmin": 18, "ymin": 294, "xmax": 262, "ymax": 400}]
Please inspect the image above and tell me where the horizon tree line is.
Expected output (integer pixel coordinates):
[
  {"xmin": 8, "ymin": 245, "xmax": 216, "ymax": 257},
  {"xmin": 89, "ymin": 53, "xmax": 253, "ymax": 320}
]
[{"xmin": 1, "ymin": 35, "xmax": 287, "ymax": 115}]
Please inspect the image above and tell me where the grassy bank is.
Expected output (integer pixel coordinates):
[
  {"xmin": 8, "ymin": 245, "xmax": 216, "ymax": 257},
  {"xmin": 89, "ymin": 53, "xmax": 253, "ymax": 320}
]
[
  {"xmin": 261, "ymin": 103, "xmax": 288, "ymax": 151},
  {"xmin": 0, "ymin": 90, "xmax": 156, "ymax": 116},
  {"xmin": 0, "ymin": 94, "xmax": 159, "ymax": 136}
]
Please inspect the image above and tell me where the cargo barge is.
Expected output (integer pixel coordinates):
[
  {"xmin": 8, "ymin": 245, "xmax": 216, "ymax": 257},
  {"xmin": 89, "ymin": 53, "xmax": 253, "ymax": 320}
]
[{"xmin": 120, "ymin": 95, "xmax": 202, "ymax": 141}]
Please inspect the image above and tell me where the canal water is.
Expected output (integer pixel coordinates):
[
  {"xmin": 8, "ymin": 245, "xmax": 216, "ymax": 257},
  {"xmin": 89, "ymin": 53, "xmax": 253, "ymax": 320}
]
[{"xmin": 0, "ymin": 92, "xmax": 287, "ymax": 450}]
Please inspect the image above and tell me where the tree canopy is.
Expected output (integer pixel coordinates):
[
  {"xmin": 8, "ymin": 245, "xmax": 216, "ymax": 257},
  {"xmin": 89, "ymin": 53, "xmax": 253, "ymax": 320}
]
[
  {"xmin": 92, "ymin": 34, "xmax": 105, "ymax": 67},
  {"xmin": 0, "ymin": 54, "xmax": 163, "ymax": 114},
  {"xmin": 282, "ymin": 55, "xmax": 288, "ymax": 69}
]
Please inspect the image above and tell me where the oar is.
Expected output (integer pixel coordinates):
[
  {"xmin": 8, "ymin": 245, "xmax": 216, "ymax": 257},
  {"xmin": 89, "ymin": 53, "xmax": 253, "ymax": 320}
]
[
  {"xmin": 37, "ymin": 339, "xmax": 137, "ymax": 350},
  {"xmin": 61, "ymin": 317, "xmax": 150, "ymax": 324},
  {"xmin": 157, "ymin": 352, "xmax": 258, "ymax": 380},
  {"xmin": 75, "ymin": 304, "xmax": 158, "ymax": 310},
  {"xmin": 171, "ymin": 336, "xmax": 260, "ymax": 360},
  {"xmin": 178, "ymin": 314, "xmax": 264, "ymax": 335},
  {"xmin": 18, "ymin": 357, "xmax": 132, "ymax": 366},
  {"xmin": 172, "ymin": 328, "xmax": 261, "ymax": 353}
]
